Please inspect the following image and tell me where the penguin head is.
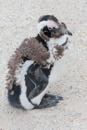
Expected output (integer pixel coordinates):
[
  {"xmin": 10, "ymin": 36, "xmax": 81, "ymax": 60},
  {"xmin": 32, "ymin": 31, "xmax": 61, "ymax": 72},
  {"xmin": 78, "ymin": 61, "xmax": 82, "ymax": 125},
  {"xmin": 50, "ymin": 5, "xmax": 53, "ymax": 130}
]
[{"xmin": 37, "ymin": 15, "xmax": 72, "ymax": 41}]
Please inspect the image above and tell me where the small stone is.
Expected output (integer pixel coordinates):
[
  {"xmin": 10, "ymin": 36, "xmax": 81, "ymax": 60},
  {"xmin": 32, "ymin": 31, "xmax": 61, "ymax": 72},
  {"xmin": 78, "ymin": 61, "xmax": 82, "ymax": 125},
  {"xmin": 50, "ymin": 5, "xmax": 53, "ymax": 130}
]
[
  {"xmin": 56, "ymin": 91, "xmax": 60, "ymax": 95},
  {"xmin": 70, "ymin": 86, "xmax": 72, "ymax": 89},
  {"xmin": 72, "ymin": 112, "xmax": 76, "ymax": 116},
  {"xmin": 72, "ymin": 90, "xmax": 78, "ymax": 94},
  {"xmin": 77, "ymin": 112, "xmax": 82, "ymax": 115},
  {"xmin": 53, "ymin": 119, "xmax": 56, "ymax": 123}
]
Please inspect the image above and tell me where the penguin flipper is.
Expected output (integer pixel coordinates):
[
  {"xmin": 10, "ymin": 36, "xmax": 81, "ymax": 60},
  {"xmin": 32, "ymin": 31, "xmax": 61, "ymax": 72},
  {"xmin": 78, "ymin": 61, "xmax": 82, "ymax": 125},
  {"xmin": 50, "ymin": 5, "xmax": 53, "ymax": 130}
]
[
  {"xmin": 28, "ymin": 84, "xmax": 47, "ymax": 100},
  {"xmin": 27, "ymin": 64, "xmax": 48, "ymax": 100}
]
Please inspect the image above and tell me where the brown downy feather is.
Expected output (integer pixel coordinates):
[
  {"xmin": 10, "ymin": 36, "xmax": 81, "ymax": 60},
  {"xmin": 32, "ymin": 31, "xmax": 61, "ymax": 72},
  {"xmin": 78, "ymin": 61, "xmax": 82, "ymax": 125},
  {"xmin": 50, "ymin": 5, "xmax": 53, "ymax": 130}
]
[
  {"xmin": 48, "ymin": 15, "xmax": 59, "ymax": 24},
  {"xmin": 6, "ymin": 36, "xmax": 68, "ymax": 91},
  {"xmin": 54, "ymin": 45, "xmax": 68, "ymax": 60},
  {"xmin": 6, "ymin": 38, "xmax": 50, "ymax": 90},
  {"xmin": 61, "ymin": 22, "xmax": 67, "ymax": 29},
  {"xmin": 51, "ymin": 33, "xmax": 64, "ymax": 39},
  {"xmin": 38, "ymin": 15, "xmax": 45, "ymax": 22},
  {"xmin": 40, "ymin": 29, "xmax": 50, "ymax": 42}
]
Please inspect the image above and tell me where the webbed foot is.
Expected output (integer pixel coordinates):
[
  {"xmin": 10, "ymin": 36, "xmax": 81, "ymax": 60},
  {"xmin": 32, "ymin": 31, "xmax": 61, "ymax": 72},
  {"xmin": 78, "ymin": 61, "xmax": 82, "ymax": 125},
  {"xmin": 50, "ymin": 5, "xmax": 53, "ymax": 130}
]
[{"xmin": 34, "ymin": 93, "xmax": 63, "ymax": 109}]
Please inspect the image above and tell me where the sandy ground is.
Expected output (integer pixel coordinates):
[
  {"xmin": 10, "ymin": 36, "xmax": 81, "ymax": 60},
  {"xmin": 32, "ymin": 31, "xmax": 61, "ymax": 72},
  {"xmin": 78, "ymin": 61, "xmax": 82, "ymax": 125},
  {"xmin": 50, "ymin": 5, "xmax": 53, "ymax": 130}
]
[{"xmin": 0, "ymin": 0, "xmax": 87, "ymax": 130}]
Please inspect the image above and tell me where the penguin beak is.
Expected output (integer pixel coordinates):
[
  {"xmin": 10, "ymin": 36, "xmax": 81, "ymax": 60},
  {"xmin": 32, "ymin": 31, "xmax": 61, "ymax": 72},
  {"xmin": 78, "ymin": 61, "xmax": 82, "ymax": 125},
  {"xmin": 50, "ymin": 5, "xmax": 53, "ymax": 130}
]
[{"xmin": 53, "ymin": 24, "xmax": 72, "ymax": 36}]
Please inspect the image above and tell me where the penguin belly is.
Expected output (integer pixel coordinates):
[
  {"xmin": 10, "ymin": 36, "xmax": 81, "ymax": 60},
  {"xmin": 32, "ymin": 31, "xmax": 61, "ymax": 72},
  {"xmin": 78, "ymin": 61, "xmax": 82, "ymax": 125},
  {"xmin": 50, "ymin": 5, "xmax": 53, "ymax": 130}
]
[{"xmin": 48, "ymin": 56, "xmax": 66, "ymax": 84}]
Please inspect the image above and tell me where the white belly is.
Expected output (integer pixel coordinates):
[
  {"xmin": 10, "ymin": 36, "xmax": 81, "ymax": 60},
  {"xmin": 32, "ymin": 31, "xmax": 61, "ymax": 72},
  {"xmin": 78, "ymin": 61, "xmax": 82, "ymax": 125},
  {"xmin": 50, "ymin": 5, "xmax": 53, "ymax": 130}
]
[{"xmin": 49, "ymin": 56, "xmax": 66, "ymax": 83}]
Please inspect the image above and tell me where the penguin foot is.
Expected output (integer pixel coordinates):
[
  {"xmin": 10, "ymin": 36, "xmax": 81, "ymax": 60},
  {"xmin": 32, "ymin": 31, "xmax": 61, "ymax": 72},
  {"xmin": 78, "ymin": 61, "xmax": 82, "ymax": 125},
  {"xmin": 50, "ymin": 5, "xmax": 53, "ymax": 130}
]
[
  {"xmin": 44, "ymin": 93, "xmax": 63, "ymax": 100},
  {"xmin": 34, "ymin": 99, "xmax": 58, "ymax": 109},
  {"xmin": 34, "ymin": 93, "xmax": 63, "ymax": 109}
]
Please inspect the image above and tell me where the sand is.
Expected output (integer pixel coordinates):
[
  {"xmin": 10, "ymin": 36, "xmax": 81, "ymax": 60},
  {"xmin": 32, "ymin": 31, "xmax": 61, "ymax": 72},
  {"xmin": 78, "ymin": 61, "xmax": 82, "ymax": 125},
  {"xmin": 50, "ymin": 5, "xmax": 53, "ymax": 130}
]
[{"xmin": 0, "ymin": 0, "xmax": 87, "ymax": 130}]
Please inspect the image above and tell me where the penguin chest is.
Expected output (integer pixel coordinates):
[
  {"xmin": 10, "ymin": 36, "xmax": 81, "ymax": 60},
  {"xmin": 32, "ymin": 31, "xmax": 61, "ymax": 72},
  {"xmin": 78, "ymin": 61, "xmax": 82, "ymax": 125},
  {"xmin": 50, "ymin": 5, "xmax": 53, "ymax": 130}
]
[{"xmin": 48, "ymin": 56, "xmax": 66, "ymax": 83}]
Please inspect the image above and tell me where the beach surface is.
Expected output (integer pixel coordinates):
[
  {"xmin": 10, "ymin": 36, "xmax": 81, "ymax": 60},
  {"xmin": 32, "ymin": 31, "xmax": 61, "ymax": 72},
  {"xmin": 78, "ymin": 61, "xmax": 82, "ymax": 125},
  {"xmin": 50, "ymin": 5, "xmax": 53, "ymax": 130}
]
[{"xmin": 0, "ymin": 0, "xmax": 87, "ymax": 129}]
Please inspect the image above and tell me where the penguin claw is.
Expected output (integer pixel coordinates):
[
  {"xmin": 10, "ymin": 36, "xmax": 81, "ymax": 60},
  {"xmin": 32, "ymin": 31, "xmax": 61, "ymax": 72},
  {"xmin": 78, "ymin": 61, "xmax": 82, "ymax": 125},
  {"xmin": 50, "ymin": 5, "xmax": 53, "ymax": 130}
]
[{"xmin": 54, "ymin": 96, "xmax": 63, "ymax": 100}]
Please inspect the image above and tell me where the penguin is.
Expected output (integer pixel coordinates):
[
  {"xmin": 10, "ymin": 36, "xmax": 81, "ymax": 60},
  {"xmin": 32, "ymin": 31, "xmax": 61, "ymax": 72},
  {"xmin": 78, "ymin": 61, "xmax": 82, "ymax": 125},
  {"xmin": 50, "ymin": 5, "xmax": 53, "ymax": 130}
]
[{"xmin": 6, "ymin": 15, "xmax": 72, "ymax": 110}]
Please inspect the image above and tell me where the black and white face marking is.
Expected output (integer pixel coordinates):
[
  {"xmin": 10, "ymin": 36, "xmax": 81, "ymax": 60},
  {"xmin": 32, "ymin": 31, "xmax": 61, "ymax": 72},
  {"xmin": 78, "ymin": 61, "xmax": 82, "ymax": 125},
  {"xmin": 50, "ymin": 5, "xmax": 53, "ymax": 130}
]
[
  {"xmin": 39, "ymin": 15, "xmax": 51, "ymax": 22},
  {"xmin": 37, "ymin": 15, "xmax": 72, "ymax": 40},
  {"xmin": 37, "ymin": 19, "xmax": 58, "ymax": 34},
  {"xmin": 42, "ymin": 26, "xmax": 53, "ymax": 38}
]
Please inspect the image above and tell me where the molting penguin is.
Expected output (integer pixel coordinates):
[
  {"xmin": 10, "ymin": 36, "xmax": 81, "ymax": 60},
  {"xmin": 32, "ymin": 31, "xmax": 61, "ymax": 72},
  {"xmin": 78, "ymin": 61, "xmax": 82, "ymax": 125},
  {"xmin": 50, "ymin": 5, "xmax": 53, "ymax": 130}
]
[{"xmin": 6, "ymin": 15, "xmax": 72, "ymax": 110}]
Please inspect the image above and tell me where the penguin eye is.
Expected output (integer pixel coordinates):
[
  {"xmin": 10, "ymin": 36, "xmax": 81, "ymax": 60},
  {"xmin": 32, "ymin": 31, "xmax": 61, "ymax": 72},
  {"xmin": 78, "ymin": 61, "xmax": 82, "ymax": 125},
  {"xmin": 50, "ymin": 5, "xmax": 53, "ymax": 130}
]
[{"xmin": 48, "ymin": 27, "xmax": 52, "ymax": 30}]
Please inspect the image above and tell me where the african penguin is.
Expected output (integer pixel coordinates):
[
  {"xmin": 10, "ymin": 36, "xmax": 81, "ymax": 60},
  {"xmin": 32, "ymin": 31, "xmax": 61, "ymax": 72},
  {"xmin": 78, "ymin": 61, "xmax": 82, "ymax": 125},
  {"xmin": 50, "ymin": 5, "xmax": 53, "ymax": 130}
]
[{"xmin": 6, "ymin": 15, "xmax": 72, "ymax": 110}]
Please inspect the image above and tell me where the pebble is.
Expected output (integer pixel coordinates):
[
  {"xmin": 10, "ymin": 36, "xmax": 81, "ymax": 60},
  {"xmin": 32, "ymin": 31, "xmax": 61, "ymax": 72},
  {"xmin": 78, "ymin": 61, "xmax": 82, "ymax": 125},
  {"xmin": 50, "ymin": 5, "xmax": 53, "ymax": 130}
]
[
  {"xmin": 56, "ymin": 91, "xmax": 60, "ymax": 95},
  {"xmin": 72, "ymin": 90, "xmax": 78, "ymax": 94}
]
